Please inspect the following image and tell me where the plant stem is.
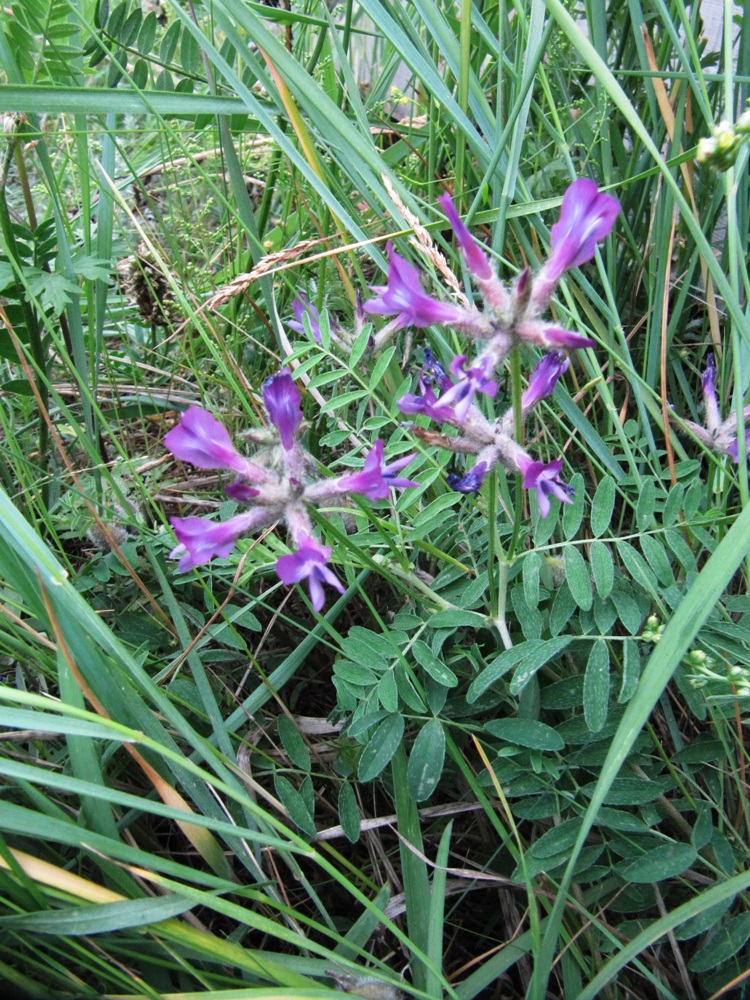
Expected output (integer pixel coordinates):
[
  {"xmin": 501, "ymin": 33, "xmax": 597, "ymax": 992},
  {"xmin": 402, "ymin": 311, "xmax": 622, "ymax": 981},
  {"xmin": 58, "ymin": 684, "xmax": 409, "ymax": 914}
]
[{"xmin": 0, "ymin": 137, "xmax": 49, "ymax": 484}]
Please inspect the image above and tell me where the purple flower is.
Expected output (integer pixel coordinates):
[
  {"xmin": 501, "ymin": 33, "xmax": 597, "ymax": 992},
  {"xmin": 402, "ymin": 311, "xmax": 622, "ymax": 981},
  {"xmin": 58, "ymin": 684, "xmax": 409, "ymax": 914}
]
[
  {"xmin": 422, "ymin": 348, "xmax": 454, "ymax": 392},
  {"xmin": 514, "ymin": 322, "xmax": 595, "ymax": 351},
  {"xmin": 522, "ymin": 352, "xmax": 570, "ymax": 411},
  {"xmin": 726, "ymin": 431, "xmax": 750, "ymax": 463},
  {"xmin": 169, "ymin": 510, "xmax": 269, "ymax": 572},
  {"xmin": 447, "ymin": 461, "xmax": 488, "ymax": 494},
  {"xmin": 438, "ymin": 192, "xmax": 493, "ymax": 281},
  {"xmin": 702, "ymin": 353, "xmax": 721, "ymax": 433},
  {"xmin": 382, "ymin": 450, "xmax": 420, "ymax": 490},
  {"xmin": 327, "ymin": 440, "xmax": 418, "ymax": 500},
  {"xmin": 363, "ymin": 243, "xmax": 469, "ymax": 330},
  {"xmin": 546, "ymin": 179, "xmax": 620, "ymax": 277},
  {"xmin": 289, "ymin": 293, "xmax": 322, "ymax": 341},
  {"xmin": 517, "ymin": 457, "xmax": 574, "ymax": 518},
  {"xmin": 437, "ymin": 355, "xmax": 498, "ymax": 423},
  {"xmin": 165, "ymin": 407, "xmax": 269, "ymax": 481},
  {"xmin": 263, "ymin": 369, "xmax": 302, "ymax": 451},
  {"xmin": 225, "ymin": 482, "xmax": 260, "ymax": 503},
  {"xmin": 398, "ymin": 385, "xmax": 458, "ymax": 424},
  {"xmin": 276, "ymin": 532, "xmax": 345, "ymax": 611}
]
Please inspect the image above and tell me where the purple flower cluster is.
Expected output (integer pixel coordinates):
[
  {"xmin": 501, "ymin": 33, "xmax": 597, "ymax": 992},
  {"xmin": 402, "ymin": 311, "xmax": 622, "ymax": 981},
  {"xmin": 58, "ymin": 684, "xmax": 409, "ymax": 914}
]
[
  {"xmin": 165, "ymin": 370, "xmax": 417, "ymax": 610},
  {"xmin": 363, "ymin": 180, "xmax": 619, "ymax": 516},
  {"xmin": 671, "ymin": 353, "xmax": 750, "ymax": 463}
]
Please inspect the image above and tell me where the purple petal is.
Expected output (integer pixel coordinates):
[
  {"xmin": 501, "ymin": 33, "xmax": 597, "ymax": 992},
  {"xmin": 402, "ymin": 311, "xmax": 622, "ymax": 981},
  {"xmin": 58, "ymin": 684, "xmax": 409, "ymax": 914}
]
[
  {"xmin": 382, "ymin": 451, "xmax": 420, "ymax": 490},
  {"xmin": 263, "ymin": 369, "xmax": 302, "ymax": 451},
  {"xmin": 536, "ymin": 325, "xmax": 595, "ymax": 350},
  {"xmin": 727, "ymin": 429, "xmax": 750, "ymax": 463},
  {"xmin": 447, "ymin": 461, "xmax": 488, "ymax": 494},
  {"xmin": 438, "ymin": 355, "xmax": 497, "ymax": 423},
  {"xmin": 362, "ymin": 242, "xmax": 468, "ymax": 330},
  {"xmin": 422, "ymin": 348, "xmax": 454, "ymax": 392},
  {"xmin": 397, "ymin": 387, "xmax": 458, "ymax": 424},
  {"xmin": 437, "ymin": 192, "xmax": 493, "ymax": 281},
  {"xmin": 702, "ymin": 353, "xmax": 721, "ymax": 434},
  {"xmin": 331, "ymin": 440, "xmax": 389, "ymax": 500},
  {"xmin": 289, "ymin": 293, "xmax": 322, "ymax": 341},
  {"xmin": 165, "ymin": 407, "xmax": 267, "ymax": 479},
  {"xmin": 518, "ymin": 457, "xmax": 574, "ymax": 519},
  {"xmin": 169, "ymin": 510, "xmax": 267, "ymax": 572},
  {"xmin": 225, "ymin": 482, "xmax": 260, "ymax": 503},
  {"xmin": 548, "ymin": 178, "xmax": 620, "ymax": 274},
  {"xmin": 522, "ymin": 352, "xmax": 570, "ymax": 411},
  {"xmin": 275, "ymin": 532, "xmax": 345, "ymax": 611}
]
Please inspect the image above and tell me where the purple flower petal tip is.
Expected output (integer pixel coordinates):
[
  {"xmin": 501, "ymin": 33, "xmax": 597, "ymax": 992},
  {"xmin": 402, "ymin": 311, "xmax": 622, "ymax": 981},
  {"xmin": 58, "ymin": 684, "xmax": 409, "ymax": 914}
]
[
  {"xmin": 447, "ymin": 461, "xmax": 488, "ymax": 494},
  {"xmin": 275, "ymin": 532, "xmax": 345, "ymax": 611},
  {"xmin": 702, "ymin": 353, "xmax": 716, "ymax": 395},
  {"xmin": 549, "ymin": 178, "xmax": 620, "ymax": 273},
  {"xmin": 331, "ymin": 440, "xmax": 418, "ymax": 500},
  {"xmin": 289, "ymin": 293, "xmax": 322, "ymax": 341},
  {"xmin": 225, "ymin": 482, "xmax": 260, "ymax": 503},
  {"xmin": 362, "ymin": 242, "xmax": 467, "ymax": 330},
  {"xmin": 169, "ymin": 514, "xmax": 247, "ymax": 572},
  {"xmin": 522, "ymin": 352, "xmax": 570, "ymax": 410},
  {"xmin": 437, "ymin": 191, "xmax": 493, "ymax": 281},
  {"xmin": 439, "ymin": 355, "xmax": 497, "ymax": 422},
  {"xmin": 164, "ymin": 407, "xmax": 241, "ymax": 472},
  {"xmin": 263, "ymin": 368, "xmax": 302, "ymax": 450},
  {"xmin": 542, "ymin": 327, "xmax": 596, "ymax": 350},
  {"xmin": 519, "ymin": 457, "xmax": 574, "ymax": 519}
]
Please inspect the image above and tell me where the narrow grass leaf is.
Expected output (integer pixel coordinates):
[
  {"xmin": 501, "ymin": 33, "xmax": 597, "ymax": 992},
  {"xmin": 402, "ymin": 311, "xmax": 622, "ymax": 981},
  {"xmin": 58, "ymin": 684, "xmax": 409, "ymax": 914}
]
[{"xmin": 0, "ymin": 895, "xmax": 196, "ymax": 935}]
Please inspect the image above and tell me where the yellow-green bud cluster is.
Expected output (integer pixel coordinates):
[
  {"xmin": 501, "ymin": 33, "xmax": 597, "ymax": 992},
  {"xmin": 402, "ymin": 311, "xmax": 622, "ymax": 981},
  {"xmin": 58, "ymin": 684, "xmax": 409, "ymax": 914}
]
[
  {"xmin": 697, "ymin": 102, "xmax": 750, "ymax": 171},
  {"xmin": 641, "ymin": 614, "xmax": 664, "ymax": 643},
  {"xmin": 687, "ymin": 649, "xmax": 750, "ymax": 697}
]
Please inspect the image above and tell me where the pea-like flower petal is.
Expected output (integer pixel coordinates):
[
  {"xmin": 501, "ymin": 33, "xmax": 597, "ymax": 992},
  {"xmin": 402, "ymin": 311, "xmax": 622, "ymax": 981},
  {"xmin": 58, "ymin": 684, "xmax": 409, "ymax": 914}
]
[
  {"xmin": 263, "ymin": 369, "xmax": 303, "ymax": 451},
  {"xmin": 275, "ymin": 532, "xmax": 345, "ymax": 611},
  {"xmin": 522, "ymin": 352, "xmax": 570, "ymax": 412},
  {"xmin": 517, "ymin": 457, "xmax": 574, "ymax": 519},
  {"xmin": 438, "ymin": 192, "xmax": 493, "ymax": 281},
  {"xmin": 165, "ymin": 407, "xmax": 269, "ymax": 481},
  {"xmin": 363, "ymin": 242, "xmax": 470, "ymax": 330},
  {"xmin": 170, "ymin": 510, "xmax": 270, "ymax": 572}
]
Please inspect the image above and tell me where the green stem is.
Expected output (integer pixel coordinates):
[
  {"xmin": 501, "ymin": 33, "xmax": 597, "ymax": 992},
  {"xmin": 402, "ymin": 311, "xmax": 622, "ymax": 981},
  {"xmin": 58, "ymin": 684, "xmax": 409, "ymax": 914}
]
[
  {"xmin": 0, "ymin": 139, "xmax": 49, "ymax": 483},
  {"xmin": 455, "ymin": 0, "xmax": 472, "ymax": 194},
  {"xmin": 507, "ymin": 347, "xmax": 524, "ymax": 558}
]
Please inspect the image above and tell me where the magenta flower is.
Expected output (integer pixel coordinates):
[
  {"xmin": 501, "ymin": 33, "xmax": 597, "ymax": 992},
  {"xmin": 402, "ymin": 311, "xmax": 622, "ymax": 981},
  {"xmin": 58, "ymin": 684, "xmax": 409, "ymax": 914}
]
[
  {"xmin": 169, "ymin": 509, "xmax": 270, "ymax": 572},
  {"xmin": 276, "ymin": 532, "xmax": 345, "ymax": 611},
  {"xmin": 325, "ymin": 440, "xmax": 418, "ymax": 500},
  {"xmin": 522, "ymin": 352, "xmax": 570, "ymax": 412},
  {"xmin": 438, "ymin": 192, "xmax": 493, "ymax": 281},
  {"xmin": 263, "ymin": 369, "xmax": 302, "ymax": 451},
  {"xmin": 546, "ymin": 179, "xmax": 620, "ymax": 277},
  {"xmin": 363, "ymin": 243, "xmax": 470, "ymax": 330},
  {"xmin": 447, "ymin": 461, "xmax": 488, "ymax": 494},
  {"xmin": 289, "ymin": 293, "xmax": 322, "ymax": 341},
  {"xmin": 517, "ymin": 457, "xmax": 574, "ymax": 518},
  {"xmin": 165, "ymin": 407, "xmax": 270, "ymax": 481},
  {"xmin": 398, "ymin": 385, "xmax": 459, "ymax": 423},
  {"xmin": 438, "ymin": 355, "xmax": 498, "ymax": 423}
]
